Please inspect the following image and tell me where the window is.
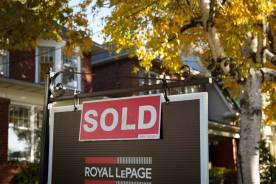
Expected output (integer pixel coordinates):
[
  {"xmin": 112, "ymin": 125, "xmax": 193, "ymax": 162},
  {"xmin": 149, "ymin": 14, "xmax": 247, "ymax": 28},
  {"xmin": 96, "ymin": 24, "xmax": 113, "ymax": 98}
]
[
  {"xmin": 9, "ymin": 105, "xmax": 30, "ymax": 128},
  {"xmin": 36, "ymin": 40, "xmax": 82, "ymax": 90},
  {"xmin": 138, "ymin": 70, "xmax": 203, "ymax": 96},
  {"xmin": 8, "ymin": 105, "xmax": 43, "ymax": 162},
  {"xmin": 0, "ymin": 50, "xmax": 9, "ymax": 77},
  {"xmin": 170, "ymin": 85, "xmax": 202, "ymax": 95},
  {"xmin": 139, "ymin": 70, "xmax": 162, "ymax": 95},
  {"xmin": 62, "ymin": 54, "xmax": 79, "ymax": 89},
  {"xmin": 38, "ymin": 47, "xmax": 55, "ymax": 82},
  {"xmin": 36, "ymin": 108, "xmax": 43, "ymax": 129}
]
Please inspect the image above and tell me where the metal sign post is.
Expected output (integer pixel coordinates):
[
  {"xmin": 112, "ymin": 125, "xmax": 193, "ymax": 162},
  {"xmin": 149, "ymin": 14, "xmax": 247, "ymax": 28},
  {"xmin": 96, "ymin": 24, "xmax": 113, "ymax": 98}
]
[{"xmin": 39, "ymin": 73, "xmax": 51, "ymax": 184}]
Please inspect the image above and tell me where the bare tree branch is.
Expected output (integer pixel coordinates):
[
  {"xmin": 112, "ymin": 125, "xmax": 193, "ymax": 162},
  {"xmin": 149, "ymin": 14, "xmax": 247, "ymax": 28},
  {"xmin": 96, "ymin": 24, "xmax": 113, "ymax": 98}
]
[
  {"xmin": 267, "ymin": 23, "xmax": 275, "ymax": 52},
  {"xmin": 207, "ymin": 0, "xmax": 224, "ymax": 29},
  {"xmin": 263, "ymin": 48, "xmax": 276, "ymax": 65},
  {"xmin": 180, "ymin": 18, "xmax": 203, "ymax": 33},
  {"xmin": 168, "ymin": 17, "xmax": 202, "ymax": 42},
  {"xmin": 241, "ymin": 33, "xmax": 258, "ymax": 58},
  {"xmin": 261, "ymin": 67, "xmax": 276, "ymax": 82}
]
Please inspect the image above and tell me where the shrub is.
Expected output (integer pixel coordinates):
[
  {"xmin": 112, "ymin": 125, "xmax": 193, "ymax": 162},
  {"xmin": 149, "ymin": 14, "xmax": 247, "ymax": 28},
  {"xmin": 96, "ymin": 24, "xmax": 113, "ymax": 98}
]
[
  {"xmin": 209, "ymin": 167, "xmax": 236, "ymax": 184},
  {"xmin": 12, "ymin": 162, "xmax": 39, "ymax": 184},
  {"xmin": 259, "ymin": 139, "xmax": 276, "ymax": 184}
]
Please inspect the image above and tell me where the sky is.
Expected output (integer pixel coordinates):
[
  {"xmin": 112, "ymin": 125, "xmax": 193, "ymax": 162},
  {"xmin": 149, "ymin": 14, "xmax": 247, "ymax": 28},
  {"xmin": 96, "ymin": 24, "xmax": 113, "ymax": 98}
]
[
  {"xmin": 90, "ymin": 8, "xmax": 111, "ymax": 44},
  {"xmin": 69, "ymin": 0, "xmax": 112, "ymax": 44}
]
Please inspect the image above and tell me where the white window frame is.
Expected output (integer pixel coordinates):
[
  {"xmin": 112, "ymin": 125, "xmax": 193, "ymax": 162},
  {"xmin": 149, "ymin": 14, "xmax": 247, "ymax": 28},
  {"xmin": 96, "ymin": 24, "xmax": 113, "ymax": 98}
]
[
  {"xmin": 35, "ymin": 39, "xmax": 81, "ymax": 91},
  {"xmin": 62, "ymin": 49, "xmax": 82, "ymax": 90},
  {"xmin": 0, "ymin": 50, "xmax": 9, "ymax": 77},
  {"xmin": 8, "ymin": 103, "xmax": 43, "ymax": 162},
  {"xmin": 35, "ymin": 39, "xmax": 65, "ymax": 83}
]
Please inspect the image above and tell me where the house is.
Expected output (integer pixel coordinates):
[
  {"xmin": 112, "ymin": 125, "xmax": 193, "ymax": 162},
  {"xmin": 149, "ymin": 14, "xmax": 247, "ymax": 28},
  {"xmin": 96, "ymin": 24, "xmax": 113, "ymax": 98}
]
[
  {"xmin": 1, "ymin": 40, "xmax": 275, "ymax": 174},
  {"xmin": 0, "ymin": 39, "xmax": 95, "ymax": 164},
  {"xmin": 91, "ymin": 47, "xmax": 241, "ymax": 171},
  {"xmin": 91, "ymin": 46, "xmax": 276, "ymax": 171}
]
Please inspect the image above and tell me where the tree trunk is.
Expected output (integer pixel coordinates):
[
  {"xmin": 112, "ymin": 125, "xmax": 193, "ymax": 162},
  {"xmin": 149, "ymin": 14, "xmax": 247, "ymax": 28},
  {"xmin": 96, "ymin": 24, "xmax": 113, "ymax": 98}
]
[
  {"xmin": 198, "ymin": 1, "xmax": 273, "ymax": 183},
  {"xmin": 239, "ymin": 69, "xmax": 262, "ymax": 184}
]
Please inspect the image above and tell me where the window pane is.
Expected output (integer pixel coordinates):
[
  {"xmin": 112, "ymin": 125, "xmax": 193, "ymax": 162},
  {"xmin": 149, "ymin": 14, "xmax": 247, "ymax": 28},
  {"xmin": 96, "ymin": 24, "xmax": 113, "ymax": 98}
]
[
  {"xmin": 139, "ymin": 71, "xmax": 161, "ymax": 95},
  {"xmin": 0, "ymin": 51, "xmax": 8, "ymax": 77},
  {"xmin": 8, "ymin": 105, "xmax": 31, "ymax": 161},
  {"xmin": 9, "ymin": 105, "xmax": 30, "ymax": 128},
  {"xmin": 62, "ymin": 54, "xmax": 78, "ymax": 89},
  {"xmin": 38, "ymin": 47, "xmax": 55, "ymax": 82},
  {"xmin": 8, "ymin": 105, "xmax": 42, "ymax": 162},
  {"xmin": 40, "ymin": 63, "xmax": 52, "ymax": 82},
  {"xmin": 36, "ymin": 108, "xmax": 43, "ymax": 129}
]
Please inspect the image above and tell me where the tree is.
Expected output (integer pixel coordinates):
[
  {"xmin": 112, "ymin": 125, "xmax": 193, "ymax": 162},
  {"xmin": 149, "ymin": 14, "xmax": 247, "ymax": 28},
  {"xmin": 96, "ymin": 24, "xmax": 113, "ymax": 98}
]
[
  {"xmin": 0, "ymin": 0, "xmax": 93, "ymax": 52},
  {"xmin": 92, "ymin": 0, "xmax": 276, "ymax": 183}
]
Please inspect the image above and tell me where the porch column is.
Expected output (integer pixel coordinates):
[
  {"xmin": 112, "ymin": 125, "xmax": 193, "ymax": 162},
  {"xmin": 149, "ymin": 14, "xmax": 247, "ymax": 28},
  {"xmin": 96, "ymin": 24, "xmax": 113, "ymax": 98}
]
[{"xmin": 0, "ymin": 97, "xmax": 10, "ymax": 164}]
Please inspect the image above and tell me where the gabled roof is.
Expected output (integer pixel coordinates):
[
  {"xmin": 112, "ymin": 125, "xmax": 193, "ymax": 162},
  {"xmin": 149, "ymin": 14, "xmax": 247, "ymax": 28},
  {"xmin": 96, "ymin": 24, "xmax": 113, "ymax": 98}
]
[
  {"xmin": 91, "ymin": 42, "xmax": 106, "ymax": 54},
  {"xmin": 91, "ymin": 43, "xmax": 130, "ymax": 66},
  {"xmin": 92, "ymin": 50, "xmax": 129, "ymax": 66}
]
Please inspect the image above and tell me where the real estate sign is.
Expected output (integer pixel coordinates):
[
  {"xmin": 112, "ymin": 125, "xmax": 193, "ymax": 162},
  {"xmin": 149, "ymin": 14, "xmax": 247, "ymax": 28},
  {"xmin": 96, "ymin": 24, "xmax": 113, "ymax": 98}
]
[
  {"xmin": 48, "ymin": 93, "xmax": 208, "ymax": 184},
  {"xmin": 79, "ymin": 95, "xmax": 161, "ymax": 141}
]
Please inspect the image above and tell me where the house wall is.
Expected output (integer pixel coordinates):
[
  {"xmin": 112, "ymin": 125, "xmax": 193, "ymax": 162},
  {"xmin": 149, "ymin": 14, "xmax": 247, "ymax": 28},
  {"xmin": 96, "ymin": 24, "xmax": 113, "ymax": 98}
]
[
  {"xmin": 92, "ymin": 58, "xmax": 139, "ymax": 97},
  {"xmin": 9, "ymin": 50, "xmax": 36, "ymax": 82},
  {"xmin": 209, "ymin": 138, "xmax": 236, "ymax": 170},
  {"xmin": 0, "ymin": 40, "xmax": 93, "ymax": 164},
  {"xmin": 0, "ymin": 85, "xmax": 43, "ymax": 106},
  {"xmin": 8, "ymin": 49, "xmax": 92, "ymax": 92},
  {"xmin": 82, "ymin": 53, "xmax": 93, "ymax": 93},
  {"xmin": 0, "ymin": 81, "xmax": 44, "ymax": 163},
  {"xmin": 0, "ymin": 98, "xmax": 10, "ymax": 164},
  {"xmin": 206, "ymin": 84, "xmax": 236, "ymax": 124}
]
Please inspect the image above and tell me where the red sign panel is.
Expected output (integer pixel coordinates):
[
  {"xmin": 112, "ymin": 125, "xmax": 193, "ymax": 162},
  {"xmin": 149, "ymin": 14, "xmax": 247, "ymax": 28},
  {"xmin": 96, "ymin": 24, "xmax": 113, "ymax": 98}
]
[{"xmin": 79, "ymin": 95, "xmax": 161, "ymax": 141}]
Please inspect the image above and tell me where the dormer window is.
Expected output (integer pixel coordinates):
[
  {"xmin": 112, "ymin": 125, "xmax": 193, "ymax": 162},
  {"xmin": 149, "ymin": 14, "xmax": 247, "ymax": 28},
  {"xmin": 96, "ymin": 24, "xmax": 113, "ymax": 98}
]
[{"xmin": 35, "ymin": 40, "xmax": 81, "ymax": 91}]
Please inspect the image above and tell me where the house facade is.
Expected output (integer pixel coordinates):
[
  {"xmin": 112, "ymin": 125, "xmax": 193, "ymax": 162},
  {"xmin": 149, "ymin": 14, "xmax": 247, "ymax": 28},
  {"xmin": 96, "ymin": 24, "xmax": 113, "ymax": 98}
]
[
  {"xmin": 0, "ymin": 39, "xmax": 93, "ymax": 164},
  {"xmin": 1, "ymin": 40, "xmax": 275, "ymax": 175}
]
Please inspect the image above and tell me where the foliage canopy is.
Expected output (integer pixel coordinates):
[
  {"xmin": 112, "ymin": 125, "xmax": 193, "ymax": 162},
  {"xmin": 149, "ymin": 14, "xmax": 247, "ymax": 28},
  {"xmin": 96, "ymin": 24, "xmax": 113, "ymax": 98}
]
[
  {"xmin": 0, "ymin": 0, "xmax": 93, "ymax": 52},
  {"xmin": 94, "ymin": 0, "xmax": 276, "ymax": 124}
]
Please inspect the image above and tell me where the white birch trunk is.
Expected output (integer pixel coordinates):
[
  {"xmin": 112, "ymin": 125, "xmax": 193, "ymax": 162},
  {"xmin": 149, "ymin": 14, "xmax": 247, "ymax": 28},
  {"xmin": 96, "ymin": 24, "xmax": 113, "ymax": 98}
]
[
  {"xmin": 239, "ymin": 69, "xmax": 262, "ymax": 184},
  {"xmin": 200, "ymin": 0, "xmax": 226, "ymax": 60},
  {"xmin": 199, "ymin": 1, "xmax": 265, "ymax": 183},
  {"xmin": 200, "ymin": 0, "xmax": 231, "ymax": 75}
]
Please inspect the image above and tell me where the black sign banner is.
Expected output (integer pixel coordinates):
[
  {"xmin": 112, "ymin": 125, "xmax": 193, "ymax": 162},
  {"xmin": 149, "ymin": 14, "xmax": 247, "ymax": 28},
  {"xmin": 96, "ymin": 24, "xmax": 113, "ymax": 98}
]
[{"xmin": 48, "ymin": 93, "xmax": 208, "ymax": 184}]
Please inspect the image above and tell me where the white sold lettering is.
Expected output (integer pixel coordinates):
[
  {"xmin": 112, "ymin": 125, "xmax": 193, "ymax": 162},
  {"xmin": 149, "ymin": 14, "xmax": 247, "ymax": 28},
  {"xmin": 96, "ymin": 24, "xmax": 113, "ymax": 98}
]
[
  {"xmin": 83, "ymin": 110, "xmax": 98, "ymax": 132},
  {"xmin": 138, "ymin": 105, "xmax": 157, "ymax": 129},
  {"xmin": 121, "ymin": 107, "xmax": 136, "ymax": 130},
  {"xmin": 100, "ymin": 108, "xmax": 118, "ymax": 131}
]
